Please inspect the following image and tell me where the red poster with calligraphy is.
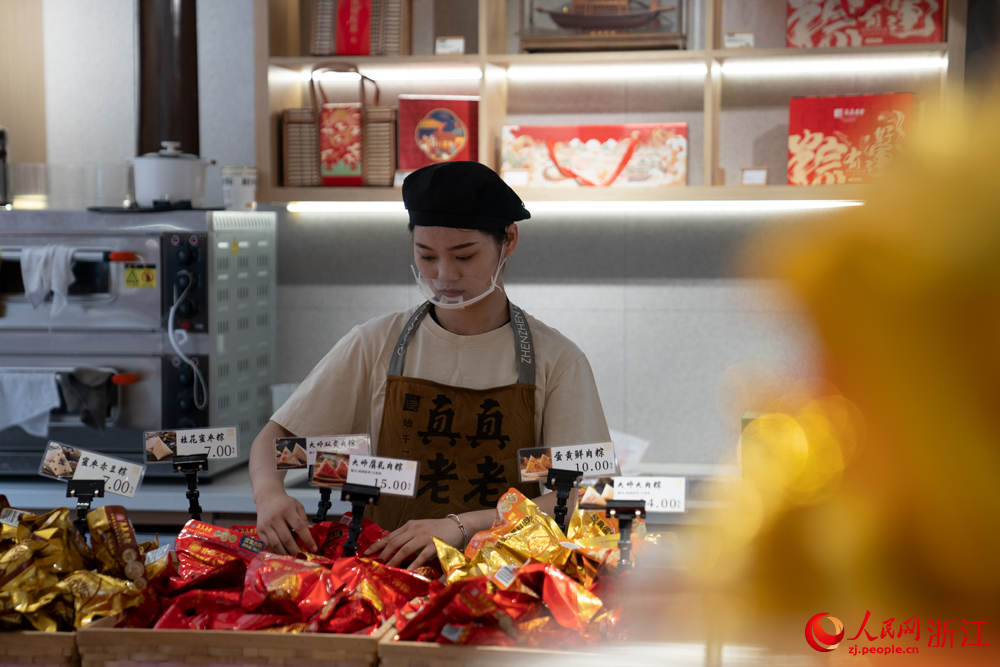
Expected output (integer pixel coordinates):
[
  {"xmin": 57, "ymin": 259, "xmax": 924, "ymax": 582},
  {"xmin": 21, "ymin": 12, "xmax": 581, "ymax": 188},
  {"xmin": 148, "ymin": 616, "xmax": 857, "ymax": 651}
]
[
  {"xmin": 337, "ymin": 0, "xmax": 371, "ymax": 55},
  {"xmin": 787, "ymin": 0, "xmax": 945, "ymax": 47},
  {"xmin": 788, "ymin": 93, "xmax": 918, "ymax": 185}
]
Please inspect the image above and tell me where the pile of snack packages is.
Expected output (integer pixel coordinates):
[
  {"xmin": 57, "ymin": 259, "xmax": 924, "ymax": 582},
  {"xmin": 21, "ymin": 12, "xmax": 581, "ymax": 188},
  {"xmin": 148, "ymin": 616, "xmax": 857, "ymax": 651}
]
[{"xmin": 1, "ymin": 488, "xmax": 645, "ymax": 646}]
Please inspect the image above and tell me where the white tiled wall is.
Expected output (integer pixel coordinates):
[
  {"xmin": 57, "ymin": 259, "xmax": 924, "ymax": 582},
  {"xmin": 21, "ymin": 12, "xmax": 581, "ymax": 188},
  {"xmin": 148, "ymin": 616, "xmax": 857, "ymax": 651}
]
[{"xmin": 275, "ymin": 279, "xmax": 818, "ymax": 469}]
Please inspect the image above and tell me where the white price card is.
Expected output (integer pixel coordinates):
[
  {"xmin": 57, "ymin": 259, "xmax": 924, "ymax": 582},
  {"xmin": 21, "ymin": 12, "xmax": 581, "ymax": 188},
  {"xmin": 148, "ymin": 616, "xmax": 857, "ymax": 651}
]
[
  {"xmin": 345, "ymin": 455, "xmax": 419, "ymax": 497},
  {"xmin": 612, "ymin": 476, "xmax": 686, "ymax": 513},
  {"xmin": 517, "ymin": 441, "xmax": 617, "ymax": 482},
  {"xmin": 144, "ymin": 427, "xmax": 238, "ymax": 462},
  {"xmin": 275, "ymin": 434, "xmax": 371, "ymax": 470},
  {"xmin": 38, "ymin": 441, "xmax": 145, "ymax": 498}
]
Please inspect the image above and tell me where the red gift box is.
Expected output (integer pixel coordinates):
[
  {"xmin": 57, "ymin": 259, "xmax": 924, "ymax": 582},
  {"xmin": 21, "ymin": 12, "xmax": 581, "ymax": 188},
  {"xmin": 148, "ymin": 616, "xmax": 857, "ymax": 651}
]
[
  {"xmin": 397, "ymin": 95, "xmax": 479, "ymax": 171},
  {"xmin": 500, "ymin": 123, "xmax": 688, "ymax": 188},
  {"xmin": 318, "ymin": 103, "xmax": 363, "ymax": 186},
  {"xmin": 788, "ymin": 92, "xmax": 918, "ymax": 185},
  {"xmin": 787, "ymin": 0, "xmax": 944, "ymax": 47},
  {"xmin": 336, "ymin": 0, "xmax": 372, "ymax": 55}
]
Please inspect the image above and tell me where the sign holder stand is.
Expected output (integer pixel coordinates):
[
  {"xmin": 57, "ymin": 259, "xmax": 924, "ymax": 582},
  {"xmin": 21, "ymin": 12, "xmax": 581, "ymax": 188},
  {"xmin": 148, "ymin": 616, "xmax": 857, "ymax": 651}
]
[
  {"xmin": 604, "ymin": 498, "xmax": 646, "ymax": 570},
  {"xmin": 545, "ymin": 467, "xmax": 583, "ymax": 533},
  {"xmin": 339, "ymin": 483, "xmax": 380, "ymax": 556},
  {"xmin": 173, "ymin": 453, "xmax": 209, "ymax": 520},
  {"xmin": 67, "ymin": 479, "xmax": 105, "ymax": 536},
  {"xmin": 316, "ymin": 487, "xmax": 333, "ymax": 522}
]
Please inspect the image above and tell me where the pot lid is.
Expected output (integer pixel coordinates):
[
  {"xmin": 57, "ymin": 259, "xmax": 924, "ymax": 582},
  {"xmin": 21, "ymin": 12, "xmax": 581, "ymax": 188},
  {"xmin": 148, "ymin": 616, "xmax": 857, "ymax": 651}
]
[{"xmin": 141, "ymin": 140, "xmax": 200, "ymax": 160}]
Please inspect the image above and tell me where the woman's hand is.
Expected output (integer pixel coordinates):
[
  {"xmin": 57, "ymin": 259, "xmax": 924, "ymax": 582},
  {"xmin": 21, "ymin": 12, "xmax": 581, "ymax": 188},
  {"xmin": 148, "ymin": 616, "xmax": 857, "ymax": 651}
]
[
  {"xmin": 255, "ymin": 490, "xmax": 317, "ymax": 555},
  {"xmin": 364, "ymin": 517, "xmax": 463, "ymax": 569}
]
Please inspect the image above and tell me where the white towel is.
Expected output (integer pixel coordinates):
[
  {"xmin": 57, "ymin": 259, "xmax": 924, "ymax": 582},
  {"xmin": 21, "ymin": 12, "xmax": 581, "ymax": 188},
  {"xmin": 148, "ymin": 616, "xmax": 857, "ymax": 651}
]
[
  {"xmin": 0, "ymin": 372, "xmax": 61, "ymax": 437},
  {"xmin": 19, "ymin": 245, "xmax": 76, "ymax": 317}
]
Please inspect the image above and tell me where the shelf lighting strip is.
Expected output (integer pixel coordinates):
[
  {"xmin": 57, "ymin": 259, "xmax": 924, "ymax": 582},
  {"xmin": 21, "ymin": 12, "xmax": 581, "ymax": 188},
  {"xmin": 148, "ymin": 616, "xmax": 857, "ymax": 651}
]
[
  {"xmin": 279, "ymin": 55, "xmax": 946, "ymax": 86},
  {"xmin": 721, "ymin": 54, "xmax": 946, "ymax": 77},
  {"xmin": 505, "ymin": 62, "xmax": 708, "ymax": 82},
  {"xmin": 287, "ymin": 200, "xmax": 863, "ymax": 215},
  {"xmin": 306, "ymin": 66, "xmax": 483, "ymax": 82}
]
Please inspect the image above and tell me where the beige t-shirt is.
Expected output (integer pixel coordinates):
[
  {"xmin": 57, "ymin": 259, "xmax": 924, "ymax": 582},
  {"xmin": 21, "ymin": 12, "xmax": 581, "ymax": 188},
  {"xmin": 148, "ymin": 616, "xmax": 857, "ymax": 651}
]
[{"xmin": 271, "ymin": 307, "xmax": 610, "ymax": 450}]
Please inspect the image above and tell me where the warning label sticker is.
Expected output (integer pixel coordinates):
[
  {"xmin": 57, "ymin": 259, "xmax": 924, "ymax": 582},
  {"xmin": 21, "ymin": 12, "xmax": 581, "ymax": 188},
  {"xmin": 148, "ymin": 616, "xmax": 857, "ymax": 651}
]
[{"xmin": 124, "ymin": 264, "xmax": 157, "ymax": 289}]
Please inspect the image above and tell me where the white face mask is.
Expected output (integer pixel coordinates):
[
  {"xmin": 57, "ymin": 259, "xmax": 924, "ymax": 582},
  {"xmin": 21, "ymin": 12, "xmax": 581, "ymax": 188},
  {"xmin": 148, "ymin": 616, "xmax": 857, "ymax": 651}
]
[{"xmin": 411, "ymin": 244, "xmax": 508, "ymax": 310}]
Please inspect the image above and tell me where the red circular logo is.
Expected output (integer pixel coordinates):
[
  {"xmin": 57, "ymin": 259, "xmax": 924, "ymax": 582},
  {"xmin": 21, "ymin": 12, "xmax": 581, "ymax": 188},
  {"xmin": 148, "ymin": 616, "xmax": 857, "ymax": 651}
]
[{"xmin": 805, "ymin": 612, "xmax": 845, "ymax": 652}]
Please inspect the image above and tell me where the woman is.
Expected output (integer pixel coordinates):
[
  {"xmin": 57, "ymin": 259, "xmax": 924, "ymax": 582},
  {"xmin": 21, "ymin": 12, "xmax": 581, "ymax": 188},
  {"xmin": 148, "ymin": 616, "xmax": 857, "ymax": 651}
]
[{"xmin": 249, "ymin": 161, "xmax": 610, "ymax": 568}]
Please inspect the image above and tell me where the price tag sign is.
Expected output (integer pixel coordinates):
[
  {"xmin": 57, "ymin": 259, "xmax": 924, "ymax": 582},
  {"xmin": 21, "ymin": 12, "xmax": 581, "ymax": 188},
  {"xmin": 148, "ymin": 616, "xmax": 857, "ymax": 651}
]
[
  {"xmin": 275, "ymin": 434, "xmax": 371, "ymax": 470},
  {"xmin": 612, "ymin": 476, "xmax": 686, "ymax": 513},
  {"xmin": 517, "ymin": 442, "xmax": 617, "ymax": 482},
  {"xmin": 144, "ymin": 427, "xmax": 238, "ymax": 462},
  {"xmin": 38, "ymin": 441, "xmax": 145, "ymax": 498},
  {"xmin": 344, "ymin": 455, "xmax": 419, "ymax": 497}
]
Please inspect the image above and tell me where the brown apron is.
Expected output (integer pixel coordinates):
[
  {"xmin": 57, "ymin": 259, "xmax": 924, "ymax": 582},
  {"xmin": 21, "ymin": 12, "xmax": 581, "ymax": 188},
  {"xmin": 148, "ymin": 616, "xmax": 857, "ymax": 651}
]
[{"xmin": 372, "ymin": 301, "xmax": 540, "ymax": 530}]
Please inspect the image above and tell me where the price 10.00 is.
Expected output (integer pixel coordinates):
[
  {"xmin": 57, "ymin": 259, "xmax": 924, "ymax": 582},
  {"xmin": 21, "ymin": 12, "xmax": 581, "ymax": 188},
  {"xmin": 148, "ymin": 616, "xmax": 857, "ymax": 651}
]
[{"xmin": 570, "ymin": 459, "xmax": 615, "ymax": 474}]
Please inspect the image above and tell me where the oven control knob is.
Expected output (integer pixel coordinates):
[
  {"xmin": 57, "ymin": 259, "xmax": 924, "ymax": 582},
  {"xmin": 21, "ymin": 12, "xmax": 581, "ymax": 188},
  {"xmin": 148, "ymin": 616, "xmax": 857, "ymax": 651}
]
[
  {"xmin": 177, "ymin": 368, "xmax": 192, "ymax": 385},
  {"xmin": 177, "ymin": 246, "xmax": 198, "ymax": 265},
  {"xmin": 177, "ymin": 391, "xmax": 194, "ymax": 413},
  {"xmin": 176, "ymin": 273, "xmax": 191, "ymax": 290},
  {"xmin": 177, "ymin": 301, "xmax": 197, "ymax": 318}
]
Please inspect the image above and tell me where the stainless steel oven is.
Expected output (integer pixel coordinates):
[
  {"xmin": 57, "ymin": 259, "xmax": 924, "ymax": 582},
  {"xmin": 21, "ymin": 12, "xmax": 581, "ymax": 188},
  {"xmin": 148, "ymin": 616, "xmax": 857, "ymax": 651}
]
[{"xmin": 0, "ymin": 209, "xmax": 277, "ymax": 478}]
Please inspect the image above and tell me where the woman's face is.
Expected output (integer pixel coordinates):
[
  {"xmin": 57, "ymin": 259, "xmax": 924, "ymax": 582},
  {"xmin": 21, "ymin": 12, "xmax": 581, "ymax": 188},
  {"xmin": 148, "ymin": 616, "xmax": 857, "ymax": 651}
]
[{"xmin": 412, "ymin": 226, "xmax": 506, "ymax": 302}]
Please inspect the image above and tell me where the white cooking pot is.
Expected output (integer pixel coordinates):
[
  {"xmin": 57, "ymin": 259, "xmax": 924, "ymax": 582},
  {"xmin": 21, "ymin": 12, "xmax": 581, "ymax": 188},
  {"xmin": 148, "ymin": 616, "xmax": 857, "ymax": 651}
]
[{"xmin": 133, "ymin": 141, "xmax": 213, "ymax": 208}]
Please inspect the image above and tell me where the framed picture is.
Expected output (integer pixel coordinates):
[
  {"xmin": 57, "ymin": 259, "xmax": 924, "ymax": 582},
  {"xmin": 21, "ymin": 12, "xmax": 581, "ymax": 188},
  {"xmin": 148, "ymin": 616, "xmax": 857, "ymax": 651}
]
[{"xmin": 740, "ymin": 167, "xmax": 769, "ymax": 186}]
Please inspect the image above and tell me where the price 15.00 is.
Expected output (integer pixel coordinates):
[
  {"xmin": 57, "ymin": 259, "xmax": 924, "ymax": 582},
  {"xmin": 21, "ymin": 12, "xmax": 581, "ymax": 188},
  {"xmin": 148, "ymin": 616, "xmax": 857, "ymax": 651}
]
[{"xmin": 377, "ymin": 478, "xmax": 413, "ymax": 494}]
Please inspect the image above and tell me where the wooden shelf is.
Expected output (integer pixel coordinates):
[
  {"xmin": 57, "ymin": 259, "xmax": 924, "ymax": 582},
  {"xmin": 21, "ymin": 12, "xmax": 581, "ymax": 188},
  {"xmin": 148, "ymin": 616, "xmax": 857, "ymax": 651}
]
[
  {"xmin": 711, "ymin": 44, "xmax": 948, "ymax": 60},
  {"xmin": 269, "ymin": 54, "xmax": 483, "ymax": 69},
  {"xmin": 255, "ymin": 0, "xmax": 967, "ymax": 204},
  {"xmin": 268, "ymin": 184, "xmax": 869, "ymax": 205},
  {"xmin": 270, "ymin": 44, "xmax": 948, "ymax": 72}
]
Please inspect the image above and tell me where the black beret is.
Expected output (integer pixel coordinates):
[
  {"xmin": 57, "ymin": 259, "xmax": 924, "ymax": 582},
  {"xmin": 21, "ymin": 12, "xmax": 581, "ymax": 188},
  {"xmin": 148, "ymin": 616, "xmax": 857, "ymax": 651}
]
[{"xmin": 402, "ymin": 161, "xmax": 530, "ymax": 231}]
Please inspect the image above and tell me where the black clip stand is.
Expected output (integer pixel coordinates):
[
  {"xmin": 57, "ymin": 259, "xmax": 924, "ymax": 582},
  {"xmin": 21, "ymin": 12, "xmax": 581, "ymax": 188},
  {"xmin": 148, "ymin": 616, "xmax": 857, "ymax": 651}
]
[
  {"xmin": 545, "ymin": 467, "xmax": 583, "ymax": 533},
  {"xmin": 173, "ymin": 453, "xmax": 209, "ymax": 520},
  {"xmin": 604, "ymin": 499, "xmax": 646, "ymax": 570},
  {"xmin": 315, "ymin": 487, "xmax": 333, "ymax": 522},
  {"xmin": 67, "ymin": 479, "xmax": 105, "ymax": 536},
  {"xmin": 339, "ymin": 483, "xmax": 380, "ymax": 557}
]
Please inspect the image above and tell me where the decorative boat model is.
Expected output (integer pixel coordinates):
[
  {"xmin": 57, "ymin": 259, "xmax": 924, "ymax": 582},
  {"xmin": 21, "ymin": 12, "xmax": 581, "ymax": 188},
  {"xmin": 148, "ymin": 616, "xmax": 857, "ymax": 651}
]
[{"xmin": 537, "ymin": 0, "xmax": 674, "ymax": 31}]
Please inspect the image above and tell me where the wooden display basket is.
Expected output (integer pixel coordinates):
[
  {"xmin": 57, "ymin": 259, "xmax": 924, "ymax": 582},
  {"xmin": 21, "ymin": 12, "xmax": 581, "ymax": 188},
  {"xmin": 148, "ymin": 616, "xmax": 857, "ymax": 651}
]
[
  {"xmin": 378, "ymin": 626, "xmax": 609, "ymax": 667},
  {"xmin": 0, "ymin": 631, "xmax": 79, "ymax": 667},
  {"xmin": 76, "ymin": 616, "xmax": 392, "ymax": 667}
]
